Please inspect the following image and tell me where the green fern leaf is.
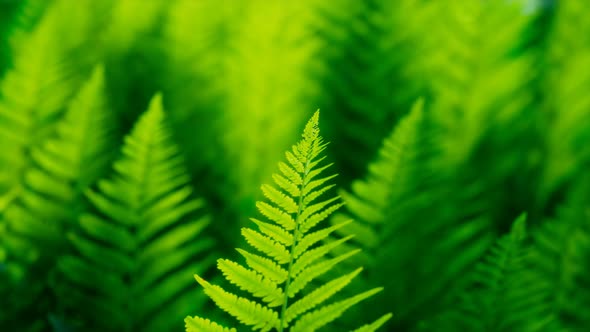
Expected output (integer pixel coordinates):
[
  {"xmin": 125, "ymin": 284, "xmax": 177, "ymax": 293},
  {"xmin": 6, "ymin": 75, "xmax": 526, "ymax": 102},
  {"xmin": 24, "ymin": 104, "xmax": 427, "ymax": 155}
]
[
  {"xmin": 186, "ymin": 111, "xmax": 390, "ymax": 331},
  {"xmin": 0, "ymin": 63, "xmax": 114, "ymax": 331},
  {"xmin": 0, "ymin": 0, "xmax": 111, "ymax": 197},
  {"xmin": 523, "ymin": 181, "xmax": 590, "ymax": 331},
  {"xmin": 53, "ymin": 94, "xmax": 215, "ymax": 332},
  {"xmin": 1, "ymin": 64, "xmax": 114, "ymax": 269},
  {"xmin": 329, "ymin": 99, "xmax": 498, "ymax": 329},
  {"xmin": 419, "ymin": 214, "xmax": 535, "ymax": 332},
  {"xmin": 0, "ymin": 8, "xmax": 79, "ymax": 195}
]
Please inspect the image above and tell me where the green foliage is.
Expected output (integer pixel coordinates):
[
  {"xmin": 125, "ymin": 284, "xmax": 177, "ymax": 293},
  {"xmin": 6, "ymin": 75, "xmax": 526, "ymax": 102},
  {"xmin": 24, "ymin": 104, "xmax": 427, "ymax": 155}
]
[
  {"xmin": 0, "ymin": 0, "xmax": 109, "ymax": 197},
  {"xmin": 161, "ymin": 0, "xmax": 321, "ymax": 221},
  {"xmin": 53, "ymin": 94, "xmax": 215, "ymax": 332},
  {"xmin": 312, "ymin": 0, "xmax": 431, "ymax": 183},
  {"xmin": 0, "ymin": 65, "xmax": 114, "ymax": 331},
  {"xmin": 538, "ymin": 0, "xmax": 590, "ymax": 206},
  {"xmin": 1, "ymin": 1, "xmax": 590, "ymax": 331},
  {"xmin": 2, "ymin": 65, "xmax": 113, "ymax": 269},
  {"xmin": 185, "ymin": 112, "xmax": 390, "ymax": 331},
  {"xmin": 522, "ymin": 179, "xmax": 590, "ymax": 331},
  {"xmin": 332, "ymin": 99, "xmax": 497, "ymax": 329},
  {"xmin": 418, "ymin": 214, "xmax": 533, "ymax": 331}
]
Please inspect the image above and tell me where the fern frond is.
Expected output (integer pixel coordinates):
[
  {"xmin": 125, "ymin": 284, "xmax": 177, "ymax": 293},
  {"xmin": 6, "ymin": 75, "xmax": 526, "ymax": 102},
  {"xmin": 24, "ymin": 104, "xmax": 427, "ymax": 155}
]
[
  {"xmin": 419, "ymin": 214, "xmax": 535, "ymax": 332},
  {"xmin": 1, "ymin": 64, "xmax": 114, "ymax": 269},
  {"xmin": 187, "ymin": 111, "xmax": 390, "ymax": 331},
  {"xmin": 331, "ymin": 99, "xmax": 424, "ymax": 258},
  {"xmin": 53, "ymin": 94, "xmax": 215, "ymax": 332},
  {"xmin": 522, "ymin": 180, "xmax": 590, "ymax": 331},
  {"xmin": 312, "ymin": 0, "xmax": 432, "ymax": 183},
  {"xmin": 0, "ymin": 0, "xmax": 109, "ymax": 197},
  {"xmin": 0, "ymin": 8, "xmax": 77, "ymax": 195},
  {"xmin": 0, "ymin": 63, "xmax": 114, "ymax": 331},
  {"xmin": 329, "ymin": 99, "xmax": 498, "ymax": 329}
]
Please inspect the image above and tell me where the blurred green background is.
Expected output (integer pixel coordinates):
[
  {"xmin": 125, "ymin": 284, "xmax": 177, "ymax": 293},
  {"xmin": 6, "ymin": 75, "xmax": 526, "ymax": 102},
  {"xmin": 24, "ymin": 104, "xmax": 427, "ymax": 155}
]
[{"xmin": 1, "ymin": 0, "xmax": 590, "ymax": 331}]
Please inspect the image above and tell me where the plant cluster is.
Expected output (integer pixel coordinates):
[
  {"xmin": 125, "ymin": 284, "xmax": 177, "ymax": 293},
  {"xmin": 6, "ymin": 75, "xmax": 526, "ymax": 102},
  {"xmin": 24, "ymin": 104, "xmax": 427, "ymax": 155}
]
[{"xmin": 1, "ymin": 0, "xmax": 589, "ymax": 331}]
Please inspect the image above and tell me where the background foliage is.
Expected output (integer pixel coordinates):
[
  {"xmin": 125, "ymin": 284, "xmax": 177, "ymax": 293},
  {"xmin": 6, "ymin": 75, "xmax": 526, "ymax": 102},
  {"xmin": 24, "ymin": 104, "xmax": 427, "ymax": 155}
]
[{"xmin": 1, "ymin": 0, "xmax": 589, "ymax": 331}]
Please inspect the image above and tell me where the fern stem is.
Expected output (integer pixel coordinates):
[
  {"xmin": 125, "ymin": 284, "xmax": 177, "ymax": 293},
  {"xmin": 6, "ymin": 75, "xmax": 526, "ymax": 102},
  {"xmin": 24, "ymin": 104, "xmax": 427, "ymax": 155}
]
[{"xmin": 278, "ymin": 159, "xmax": 310, "ymax": 332}]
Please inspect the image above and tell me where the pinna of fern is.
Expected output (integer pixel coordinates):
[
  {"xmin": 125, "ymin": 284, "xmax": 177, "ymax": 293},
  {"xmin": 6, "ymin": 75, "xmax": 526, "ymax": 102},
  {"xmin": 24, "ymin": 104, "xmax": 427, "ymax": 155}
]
[
  {"xmin": 185, "ymin": 111, "xmax": 391, "ymax": 332},
  {"xmin": 52, "ymin": 93, "xmax": 216, "ymax": 332}
]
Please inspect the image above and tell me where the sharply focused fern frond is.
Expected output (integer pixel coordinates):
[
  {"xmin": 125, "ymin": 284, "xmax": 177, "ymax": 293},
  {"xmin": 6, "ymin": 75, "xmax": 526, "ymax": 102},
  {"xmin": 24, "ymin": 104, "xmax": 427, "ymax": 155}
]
[
  {"xmin": 0, "ymin": 64, "xmax": 115, "ymax": 331},
  {"xmin": 312, "ymin": 0, "xmax": 432, "ymax": 183},
  {"xmin": 418, "ymin": 214, "xmax": 535, "ymax": 332},
  {"xmin": 53, "ymin": 94, "xmax": 215, "ymax": 332},
  {"xmin": 186, "ymin": 111, "xmax": 390, "ymax": 331}
]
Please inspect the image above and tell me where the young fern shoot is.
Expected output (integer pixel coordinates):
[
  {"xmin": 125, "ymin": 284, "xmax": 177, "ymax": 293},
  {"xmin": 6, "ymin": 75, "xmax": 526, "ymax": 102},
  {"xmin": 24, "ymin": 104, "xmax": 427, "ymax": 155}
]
[{"xmin": 185, "ymin": 111, "xmax": 391, "ymax": 331}]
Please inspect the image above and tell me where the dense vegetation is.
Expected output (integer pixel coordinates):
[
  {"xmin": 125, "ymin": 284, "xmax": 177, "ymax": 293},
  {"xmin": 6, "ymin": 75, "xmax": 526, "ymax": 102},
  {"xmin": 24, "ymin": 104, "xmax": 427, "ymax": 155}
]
[{"xmin": 1, "ymin": 0, "xmax": 589, "ymax": 331}]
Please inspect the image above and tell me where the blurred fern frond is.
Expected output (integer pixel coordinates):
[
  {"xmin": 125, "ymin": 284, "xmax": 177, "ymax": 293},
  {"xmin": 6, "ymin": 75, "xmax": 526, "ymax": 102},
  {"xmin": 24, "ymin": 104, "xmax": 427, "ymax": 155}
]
[
  {"xmin": 0, "ymin": 64, "xmax": 115, "ymax": 332},
  {"xmin": 53, "ymin": 94, "xmax": 216, "ymax": 332},
  {"xmin": 418, "ymin": 214, "xmax": 536, "ymax": 332},
  {"xmin": 1, "ymin": 65, "xmax": 114, "ymax": 270},
  {"xmin": 0, "ymin": 0, "xmax": 111, "ymax": 197},
  {"xmin": 312, "ymin": 0, "xmax": 432, "ymax": 184},
  {"xmin": 523, "ymin": 179, "xmax": 590, "ymax": 331},
  {"xmin": 331, "ymin": 99, "xmax": 497, "ymax": 329}
]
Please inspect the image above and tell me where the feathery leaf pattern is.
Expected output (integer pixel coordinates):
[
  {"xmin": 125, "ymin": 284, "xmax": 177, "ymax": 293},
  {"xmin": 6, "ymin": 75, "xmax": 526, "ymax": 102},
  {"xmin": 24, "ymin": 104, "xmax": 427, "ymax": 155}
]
[{"xmin": 186, "ymin": 111, "xmax": 390, "ymax": 331}]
